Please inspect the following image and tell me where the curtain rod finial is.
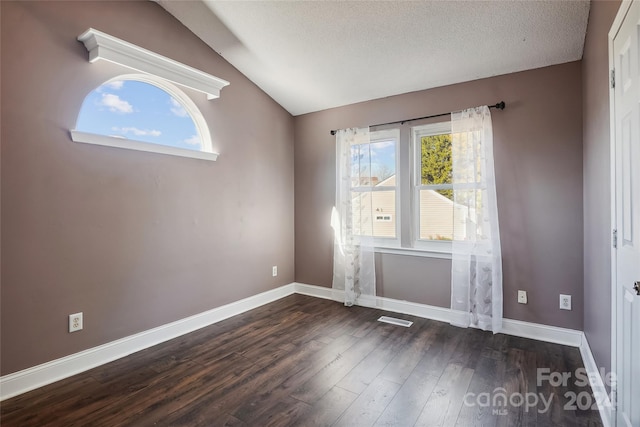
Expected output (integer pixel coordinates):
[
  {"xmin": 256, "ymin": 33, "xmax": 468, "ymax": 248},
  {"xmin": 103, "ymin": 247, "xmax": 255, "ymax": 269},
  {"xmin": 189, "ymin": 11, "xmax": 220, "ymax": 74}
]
[{"xmin": 495, "ymin": 101, "xmax": 505, "ymax": 110}]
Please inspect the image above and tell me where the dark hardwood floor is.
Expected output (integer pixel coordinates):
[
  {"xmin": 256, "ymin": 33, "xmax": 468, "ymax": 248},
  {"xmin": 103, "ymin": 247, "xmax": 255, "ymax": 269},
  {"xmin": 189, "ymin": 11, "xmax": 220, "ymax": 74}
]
[{"xmin": 0, "ymin": 294, "xmax": 603, "ymax": 426}]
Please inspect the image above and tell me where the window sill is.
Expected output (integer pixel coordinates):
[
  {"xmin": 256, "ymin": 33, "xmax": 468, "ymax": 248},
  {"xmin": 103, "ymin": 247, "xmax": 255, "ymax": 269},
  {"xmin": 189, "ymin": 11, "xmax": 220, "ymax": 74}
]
[
  {"xmin": 374, "ymin": 246, "xmax": 452, "ymax": 260},
  {"xmin": 70, "ymin": 130, "xmax": 219, "ymax": 161}
]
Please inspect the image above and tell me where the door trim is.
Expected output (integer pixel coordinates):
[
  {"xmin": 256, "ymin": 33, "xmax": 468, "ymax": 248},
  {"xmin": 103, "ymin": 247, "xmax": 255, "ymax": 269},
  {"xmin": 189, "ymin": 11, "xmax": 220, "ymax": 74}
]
[{"xmin": 608, "ymin": 2, "xmax": 634, "ymax": 425}]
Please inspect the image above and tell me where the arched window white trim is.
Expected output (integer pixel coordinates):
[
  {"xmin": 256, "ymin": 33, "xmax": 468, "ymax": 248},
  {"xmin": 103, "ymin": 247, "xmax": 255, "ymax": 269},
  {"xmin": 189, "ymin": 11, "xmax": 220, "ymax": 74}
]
[
  {"xmin": 71, "ymin": 74, "xmax": 218, "ymax": 161},
  {"xmin": 72, "ymin": 28, "xmax": 230, "ymax": 161}
]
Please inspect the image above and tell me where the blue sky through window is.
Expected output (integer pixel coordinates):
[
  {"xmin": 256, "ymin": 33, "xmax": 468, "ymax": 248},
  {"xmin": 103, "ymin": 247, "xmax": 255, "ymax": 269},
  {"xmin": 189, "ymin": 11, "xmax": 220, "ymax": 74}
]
[
  {"xmin": 350, "ymin": 139, "xmax": 396, "ymax": 186},
  {"xmin": 76, "ymin": 80, "xmax": 202, "ymax": 151}
]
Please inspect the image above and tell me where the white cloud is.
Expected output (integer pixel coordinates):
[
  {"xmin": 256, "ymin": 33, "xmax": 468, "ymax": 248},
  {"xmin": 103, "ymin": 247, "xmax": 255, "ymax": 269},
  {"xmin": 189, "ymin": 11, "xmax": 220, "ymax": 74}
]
[
  {"xmin": 373, "ymin": 140, "xmax": 395, "ymax": 149},
  {"xmin": 183, "ymin": 134, "xmax": 200, "ymax": 145},
  {"xmin": 112, "ymin": 127, "xmax": 161, "ymax": 137},
  {"xmin": 170, "ymin": 98, "xmax": 188, "ymax": 118},
  {"xmin": 106, "ymin": 80, "xmax": 124, "ymax": 90},
  {"xmin": 100, "ymin": 93, "xmax": 133, "ymax": 114}
]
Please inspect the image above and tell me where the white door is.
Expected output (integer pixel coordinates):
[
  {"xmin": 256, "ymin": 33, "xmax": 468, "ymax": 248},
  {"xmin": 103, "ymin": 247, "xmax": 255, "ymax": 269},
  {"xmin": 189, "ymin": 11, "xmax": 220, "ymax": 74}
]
[{"xmin": 612, "ymin": 2, "xmax": 640, "ymax": 425}]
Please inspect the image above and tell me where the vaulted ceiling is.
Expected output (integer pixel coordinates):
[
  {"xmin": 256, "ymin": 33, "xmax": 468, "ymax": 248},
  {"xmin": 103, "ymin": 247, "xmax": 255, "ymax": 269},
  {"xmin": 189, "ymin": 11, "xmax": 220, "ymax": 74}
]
[{"xmin": 158, "ymin": 0, "xmax": 591, "ymax": 116}]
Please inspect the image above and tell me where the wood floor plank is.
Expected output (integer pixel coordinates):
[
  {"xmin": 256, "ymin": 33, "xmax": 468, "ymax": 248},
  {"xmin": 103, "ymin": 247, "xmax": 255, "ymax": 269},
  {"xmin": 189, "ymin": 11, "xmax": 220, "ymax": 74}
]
[
  {"xmin": 165, "ymin": 335, "xmax": 353, "ymax": 426},
  {"xmin": 535, "ymin": 341, "xmax": 581, "ymax": 427},
  {"xmin": 81, "ymin": 355, "xmax": 255, "ymax": 426},
  {"xmin": 454, "ymin": 356, "xmax": 502, "ymax": 427},
  {"xmin": 377, "ymin": 322, "xmax": 436, "ymax": 384},
  {"xmin": 560, "ymin": 345, "xmax": 604, "ymax": 426},
  {"xmin": 0, "ymin": 375, "xmax": 102, "ymax": 426},
  {"xmin": 333, "ymin": 377, "xmax": 402, "ymax": 427},
  {"xmin": 48, "ymin": 367, "xmax": 162, "ymax": 426},
  {"xmin": 229, "ymin": 344, "xmax": 330, "ymax": 422},
  {"xmin": 201, "ymin": 340, "xmax": 326, "ymax": 422},
  {"xmin": 325, "ymin": 305, "xmax": 376, "ymax": 339},
  {"xmin": 449, "ymin": 327, "xmax": 489, "ymax": 369},
  {"xmin": 289, "ymin": 326, "xmax": 390, "ymax": 403},
  {"xmin": 335, "ymin": 324, "xmax": 413, "ymax": 394},
  {"xmin": 413, "ymin": 322, "xmax": 464, "ymax": 377},
  {"xmin": 237, "ymin": 334, "xmax": 361, "ymax": 423},
  {"xmin": 499, "ymin": 348, "xmax": 539, "ymax": 427},
  {"xmin": 258, "ymin": 396, "xmax": 311, "ymax": 427},
  {"xmin": 188, "ymin": 310, "xmax": 311, "ymax": 367},
  {"xmin": 159, "ymin": 411, "xmax": 246, "ymax": 427},
  {"xmin": 415, "ymin": 362, "xmax": 475, "ymax": 427},
  {"xmin": 373, "ymin": 371, "xmax": 439, "ymax": 426},
  {"xmin": 0, "ymin": 374, "xmax": 97, "ymax": 417},
  {"xmin": 301, "ymin": 386, "xmax": 358, "ymax": 426}
]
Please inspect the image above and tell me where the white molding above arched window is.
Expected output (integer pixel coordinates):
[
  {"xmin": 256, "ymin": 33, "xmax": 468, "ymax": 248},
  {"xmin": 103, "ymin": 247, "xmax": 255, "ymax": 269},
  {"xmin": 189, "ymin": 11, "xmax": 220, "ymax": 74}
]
[{"xmin": 77, "ymin": 28, "xmax": 229, "ymax": 100}]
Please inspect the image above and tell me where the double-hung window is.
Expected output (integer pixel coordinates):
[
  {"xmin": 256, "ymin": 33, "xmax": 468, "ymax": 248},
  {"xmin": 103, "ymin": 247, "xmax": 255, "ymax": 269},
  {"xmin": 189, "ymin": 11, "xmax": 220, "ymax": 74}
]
[{"xmin": 346, "ymin": 121, "xmax": 455, "ymax": 257}]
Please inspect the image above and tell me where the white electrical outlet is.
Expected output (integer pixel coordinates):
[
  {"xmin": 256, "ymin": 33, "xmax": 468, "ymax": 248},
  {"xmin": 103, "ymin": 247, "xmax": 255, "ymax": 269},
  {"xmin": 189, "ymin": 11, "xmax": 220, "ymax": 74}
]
[
  {"xmin": 272, "ymin": 266, "xmax": 277, "ymax": 277},
  {"xmin": 560, "ymin": 294, "xmax": 572, "ymax": 310},
  {"xmin": 517, "ymin": 290, "xmax": 528, "ymax": 304},
  {"xmin": 69, "ymin": 312, "xmax": 83, "ymax": 332}
]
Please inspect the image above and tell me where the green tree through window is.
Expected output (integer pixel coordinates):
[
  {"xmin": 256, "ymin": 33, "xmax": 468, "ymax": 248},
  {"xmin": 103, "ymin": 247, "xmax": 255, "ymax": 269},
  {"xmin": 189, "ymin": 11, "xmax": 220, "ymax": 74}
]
[{"xmin": 421, "ymin": 134, "xmax": 453, "ymax": 200}]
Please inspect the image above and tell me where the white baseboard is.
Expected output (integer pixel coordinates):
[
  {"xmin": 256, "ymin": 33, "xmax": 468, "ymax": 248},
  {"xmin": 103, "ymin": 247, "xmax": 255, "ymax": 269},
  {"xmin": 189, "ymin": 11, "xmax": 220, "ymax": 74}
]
[
  {"xmin": 500, "ymin": 318, "xmax": 583, "ymax": 347},
  {"xmin": 293, "ymin": 282, "xmax": 584, "ymax": 347},
  {"xmin": 580, "ymin": 334, "xmax": 613, "ymax": 427},
  {"xmin": 0, "ymin": 283, "xmax": 296, "ymax": 401},
  {"xmin": 293, "ymin": 282, "xmax": 342, "ymax": 301},
  {"xmin": 294, "ymin": 283, "xmax": 452, "ymax": 324}
]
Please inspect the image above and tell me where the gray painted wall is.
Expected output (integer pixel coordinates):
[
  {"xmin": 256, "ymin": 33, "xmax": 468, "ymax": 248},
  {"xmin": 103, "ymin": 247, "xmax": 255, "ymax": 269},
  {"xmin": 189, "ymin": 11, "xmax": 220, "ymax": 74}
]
[
  {"xmin": 582, "ymin": 0, "xmax": 621, "ymax": 377},
  {"xmin": 295, "ymin": 62, "xmax": 585, "ymax": 330},
  {"xmin": 0, "ymin": 0, "xmax": 295, "ymax": 375}
]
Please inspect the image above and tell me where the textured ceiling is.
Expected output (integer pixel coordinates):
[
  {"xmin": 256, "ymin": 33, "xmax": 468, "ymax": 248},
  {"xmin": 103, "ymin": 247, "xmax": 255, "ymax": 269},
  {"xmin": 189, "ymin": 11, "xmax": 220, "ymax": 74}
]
[{"xmin": 158, "ymin": 0, "xmax": 591, "ymax": 116}]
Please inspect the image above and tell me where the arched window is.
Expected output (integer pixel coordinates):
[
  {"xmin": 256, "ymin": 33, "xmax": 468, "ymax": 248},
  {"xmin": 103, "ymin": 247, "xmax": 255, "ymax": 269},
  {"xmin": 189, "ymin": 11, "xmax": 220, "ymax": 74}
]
[{"xmin": 71, "ymin": 74, "xmax": 217, "ymax": 161}]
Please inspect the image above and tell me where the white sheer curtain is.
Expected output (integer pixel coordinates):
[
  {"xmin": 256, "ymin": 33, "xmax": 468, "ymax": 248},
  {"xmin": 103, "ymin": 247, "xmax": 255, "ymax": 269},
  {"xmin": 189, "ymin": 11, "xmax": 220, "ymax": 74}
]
[
  {"xmin": 450, "ymin": 106, "xmax": 503, "ymax": 333},
  {"xmin": 331, "ymin": 127, "xmax": 376, "ymax": 307}
]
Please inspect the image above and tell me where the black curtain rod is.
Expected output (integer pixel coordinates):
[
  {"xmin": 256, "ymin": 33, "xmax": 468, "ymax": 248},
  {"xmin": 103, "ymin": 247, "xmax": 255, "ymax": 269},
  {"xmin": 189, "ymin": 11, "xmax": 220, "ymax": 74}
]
[{"xmin": 329, "ymin": 101, "xmax": 506, "ymax": 136}]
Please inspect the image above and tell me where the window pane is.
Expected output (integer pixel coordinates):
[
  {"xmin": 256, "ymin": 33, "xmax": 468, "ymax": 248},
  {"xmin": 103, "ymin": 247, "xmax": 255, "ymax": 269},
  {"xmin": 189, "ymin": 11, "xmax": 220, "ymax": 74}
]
[
  {"xmin": 351, "ymin": 144, "xmax": 373, "ymax": 187},
  {"xmin": 452, "ymin": 188, "xmax": 487, "ymax": 240},
  {"xmin": 370, "ymin": 140, "xmax": 396, "ymax": 184},
  {"xmin": 419, "ymin": 189, "xmax": 453, "ymax": 241},
  {"xmin": 351, "ymin": 139, "xmax": 396, "ymax": 187},
  {"xmin": 419, "ymin": 188, "xmax": 486, "ymax": 241},
  {"xmin": 351, "ymin": 190, "xmax": 396, "ymax": 238},
  {"xmin": 451, "ymin": 132, "xmax": 485, "ymax": 184},
  {"xmin": 372, "ymin": 190, "xmax": 396, "ymax": 238},
  {"xmin": 421, "ymin": 134, "xmax": 452, "ymax": 187},
  {"xmin": 76, "ymin": 79, "xmax": 202, "ymax": 151}
]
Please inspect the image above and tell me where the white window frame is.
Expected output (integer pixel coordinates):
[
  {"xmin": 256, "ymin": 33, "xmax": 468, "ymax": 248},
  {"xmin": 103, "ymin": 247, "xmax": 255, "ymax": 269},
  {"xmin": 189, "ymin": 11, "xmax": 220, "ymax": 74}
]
[
  {"xmin": 358, "ymin": 121, "xmax": 455, "ymax": 259},
  {"xmin": 411, "ymin": 122, "xmax": 453, "ymax": 254},
  {"xmin": 71, "ymin": 74, "xmax": 217, "ymax": 161},
  {"xmin": 350, "ymin": 128, "xmax": 401, "ymax": 247}
]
